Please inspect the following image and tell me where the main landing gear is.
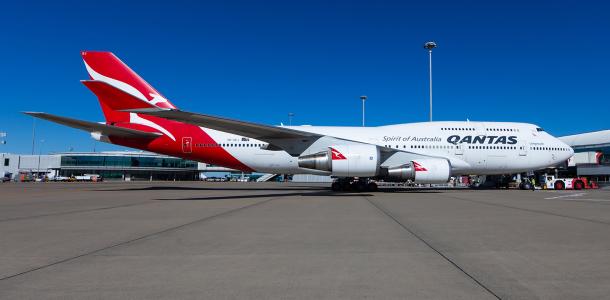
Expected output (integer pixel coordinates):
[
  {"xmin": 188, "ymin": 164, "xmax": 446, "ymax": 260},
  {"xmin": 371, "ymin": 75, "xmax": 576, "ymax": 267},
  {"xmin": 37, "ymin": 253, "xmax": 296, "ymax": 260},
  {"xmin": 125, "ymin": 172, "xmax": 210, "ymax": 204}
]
[{"xmin": 331, "ymin": 178, "xmax": 378, "ymax": 192}]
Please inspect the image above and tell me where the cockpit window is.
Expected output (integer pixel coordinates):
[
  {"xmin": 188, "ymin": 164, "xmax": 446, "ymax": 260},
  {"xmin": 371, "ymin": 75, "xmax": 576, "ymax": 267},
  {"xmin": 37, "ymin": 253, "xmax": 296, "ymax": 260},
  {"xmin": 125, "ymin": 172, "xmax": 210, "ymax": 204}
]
[{"xmin": 536, "ymin": 127, "xmax": 545, "ymax": 132}]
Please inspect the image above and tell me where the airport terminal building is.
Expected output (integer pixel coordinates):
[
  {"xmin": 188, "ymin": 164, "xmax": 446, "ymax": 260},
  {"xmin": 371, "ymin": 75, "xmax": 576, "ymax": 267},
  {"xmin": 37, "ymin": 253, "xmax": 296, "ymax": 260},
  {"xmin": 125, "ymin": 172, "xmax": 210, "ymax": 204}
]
[
  {"xmin": 560, "ymin": 130, "xmax": 610, "ymax": 183},
  {"xmin": 0, "ymin": 151, "xmax": 268, "ymax": 182},
  {"xmin": 1, "ymin": 151, "xmax": 200, "ymax": 181}
]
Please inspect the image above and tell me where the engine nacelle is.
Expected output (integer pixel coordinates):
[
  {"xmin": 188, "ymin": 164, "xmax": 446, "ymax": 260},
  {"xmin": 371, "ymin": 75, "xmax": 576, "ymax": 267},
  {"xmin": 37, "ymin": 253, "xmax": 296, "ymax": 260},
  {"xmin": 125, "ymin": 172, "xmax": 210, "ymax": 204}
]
[
  {"xmin": 383, "ymin": 158, "xmax": 450, "ymax": 183},
  {"xmin": 298, "ymin": 144, "xmax": 380, "ymax": 177}
]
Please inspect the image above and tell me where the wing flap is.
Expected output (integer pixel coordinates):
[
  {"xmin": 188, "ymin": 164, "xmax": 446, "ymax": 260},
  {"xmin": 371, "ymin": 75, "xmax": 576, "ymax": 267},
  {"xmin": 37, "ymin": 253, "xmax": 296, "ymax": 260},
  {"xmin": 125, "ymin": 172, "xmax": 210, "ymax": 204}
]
[{"xmin": 23, "ymin": 112, "xmax": 162, "ymax": 139}]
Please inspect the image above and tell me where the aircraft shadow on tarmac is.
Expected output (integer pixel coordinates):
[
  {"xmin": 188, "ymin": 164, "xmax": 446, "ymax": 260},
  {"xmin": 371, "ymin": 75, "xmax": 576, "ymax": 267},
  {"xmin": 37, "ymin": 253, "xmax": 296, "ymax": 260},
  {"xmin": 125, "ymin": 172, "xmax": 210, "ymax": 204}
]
[
  {"xmin": 152, "ymin": 188, "xmax": 452, "ymax": 201},
  {"xmin": 94, "ymin": 186, "xmax": 446, "ymax": 194},
  {"xmin": 154, "ymin": 191, "xmax": 375, "ymax": 201},
  {"xmin": 94, "ymin": 186, "xmax": 330, "ymax": 192},
  {"xmin": 93, "ymin": 186, "xmax": 447, "ymax": 201}
]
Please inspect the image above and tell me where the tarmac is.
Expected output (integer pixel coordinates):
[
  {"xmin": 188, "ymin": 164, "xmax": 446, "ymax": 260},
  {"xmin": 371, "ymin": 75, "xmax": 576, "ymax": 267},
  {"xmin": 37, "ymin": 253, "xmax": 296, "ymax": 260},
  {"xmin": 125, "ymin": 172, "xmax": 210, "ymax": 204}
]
[{"xmin": 0, "ymin": 181, "xmax": 609, "ymax": 299}]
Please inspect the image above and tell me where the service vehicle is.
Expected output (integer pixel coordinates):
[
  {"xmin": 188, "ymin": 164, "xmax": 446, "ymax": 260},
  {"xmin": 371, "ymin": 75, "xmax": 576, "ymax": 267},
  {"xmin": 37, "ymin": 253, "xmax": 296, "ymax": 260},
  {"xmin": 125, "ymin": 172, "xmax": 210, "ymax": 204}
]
[{"xmin": 544, "ymin": 175, "xmax": 598, "ymax": 190}]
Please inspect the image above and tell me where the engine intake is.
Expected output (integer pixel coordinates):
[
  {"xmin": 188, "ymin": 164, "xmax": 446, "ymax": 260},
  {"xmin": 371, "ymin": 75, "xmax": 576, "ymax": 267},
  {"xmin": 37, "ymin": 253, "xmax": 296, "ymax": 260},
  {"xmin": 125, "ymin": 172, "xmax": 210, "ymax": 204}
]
[
  {"xmin": 298, "ymin": 150, "xmax": 331, "ymax": 171},
  {"xmin": 384, "ymin": 163, "xmax": 415, "ymax": 180}
]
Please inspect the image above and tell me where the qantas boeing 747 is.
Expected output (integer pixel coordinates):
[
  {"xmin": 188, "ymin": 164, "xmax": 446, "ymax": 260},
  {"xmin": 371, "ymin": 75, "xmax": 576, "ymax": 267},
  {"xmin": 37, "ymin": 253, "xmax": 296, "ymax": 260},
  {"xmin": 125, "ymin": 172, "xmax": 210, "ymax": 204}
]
[{"xmin": 26, "ymin": 51, "xmax": 574, "ymax": 191}]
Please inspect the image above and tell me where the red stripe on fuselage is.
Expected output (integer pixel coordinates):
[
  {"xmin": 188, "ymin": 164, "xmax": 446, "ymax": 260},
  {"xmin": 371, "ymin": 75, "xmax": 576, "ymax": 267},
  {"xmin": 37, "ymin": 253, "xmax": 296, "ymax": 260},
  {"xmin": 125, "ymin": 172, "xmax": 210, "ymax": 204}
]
[{"xmin": 109, "ymin": 115, "xmax": 253, "ymax": 172}]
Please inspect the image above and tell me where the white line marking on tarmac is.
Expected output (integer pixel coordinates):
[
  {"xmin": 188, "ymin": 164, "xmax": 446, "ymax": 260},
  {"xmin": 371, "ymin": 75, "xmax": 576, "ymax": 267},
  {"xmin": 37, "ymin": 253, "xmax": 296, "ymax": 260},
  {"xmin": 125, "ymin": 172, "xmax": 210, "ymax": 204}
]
[
  {"xmin": 543, "ymin": 193, "xmax": 610, "ymax": 202},
  {"xmin": 544, "ymin": 193, "xmax": 587, "ymax": 200},
  {"xmin": 553, "ymin": 198, "xmax": 610, "ymax": 202}
]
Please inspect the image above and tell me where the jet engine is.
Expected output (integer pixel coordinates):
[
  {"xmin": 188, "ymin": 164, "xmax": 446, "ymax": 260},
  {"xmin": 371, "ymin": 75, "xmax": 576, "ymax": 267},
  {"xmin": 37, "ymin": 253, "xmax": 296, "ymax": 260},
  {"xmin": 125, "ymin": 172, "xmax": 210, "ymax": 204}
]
[
  {"xmin": 298, "ymin": 144, "xmax": 380, "ymax": 177},
  {"xmin": 381, "ymin": 158, "xmax": 450, "ymax": 183}
]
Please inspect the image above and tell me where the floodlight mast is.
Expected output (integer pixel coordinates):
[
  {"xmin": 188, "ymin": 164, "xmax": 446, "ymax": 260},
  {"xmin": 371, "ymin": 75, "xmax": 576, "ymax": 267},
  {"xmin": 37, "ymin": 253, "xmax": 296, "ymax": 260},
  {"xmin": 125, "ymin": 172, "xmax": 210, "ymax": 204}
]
[
  {"xmin": 424, "ymin": 41, "xmax": 437, "ymax": 122},
  {"xmin": 288, "ymin": 112, "xmax": 294, "ymax": 126}
]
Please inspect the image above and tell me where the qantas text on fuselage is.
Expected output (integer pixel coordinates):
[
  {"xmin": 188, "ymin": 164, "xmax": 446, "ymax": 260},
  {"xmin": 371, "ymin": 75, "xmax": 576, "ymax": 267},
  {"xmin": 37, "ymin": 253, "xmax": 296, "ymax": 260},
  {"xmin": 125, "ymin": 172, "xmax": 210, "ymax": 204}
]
[{"xmin": 383, "ymin": 135, "xmax": 518, "ymax": 145}]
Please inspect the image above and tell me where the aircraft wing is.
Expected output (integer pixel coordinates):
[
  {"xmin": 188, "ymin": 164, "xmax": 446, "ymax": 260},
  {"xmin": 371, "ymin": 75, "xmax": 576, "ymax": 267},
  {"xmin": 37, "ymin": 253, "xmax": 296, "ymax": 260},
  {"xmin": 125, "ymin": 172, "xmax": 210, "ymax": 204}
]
[
  {"xmin": 126, "ymin": 108, "xmax": 321, "ymax": 140},
  {"xmin": 23, "ymin": 112, "xmax": 162, "ymax": 139}
]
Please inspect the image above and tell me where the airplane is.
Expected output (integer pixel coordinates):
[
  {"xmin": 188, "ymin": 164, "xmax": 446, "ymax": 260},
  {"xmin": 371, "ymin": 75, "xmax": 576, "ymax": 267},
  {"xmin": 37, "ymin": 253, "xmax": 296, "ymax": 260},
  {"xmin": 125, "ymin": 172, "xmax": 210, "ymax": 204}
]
[{"xmin": 25, "ymin": 51, "xmax": 574, "ymax": 191}]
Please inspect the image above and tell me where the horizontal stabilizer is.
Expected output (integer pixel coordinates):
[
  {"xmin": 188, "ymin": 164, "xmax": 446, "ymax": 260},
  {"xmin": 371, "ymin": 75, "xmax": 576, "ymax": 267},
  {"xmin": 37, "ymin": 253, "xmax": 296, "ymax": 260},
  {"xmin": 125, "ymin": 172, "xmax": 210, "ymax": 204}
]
[
  {"xmin": 82, "ymin": 80, "xmax": 156, "ymax": 111},
  {"xmin": 23, "ymin": 112, "xmax": 162, "ymax": 139}
]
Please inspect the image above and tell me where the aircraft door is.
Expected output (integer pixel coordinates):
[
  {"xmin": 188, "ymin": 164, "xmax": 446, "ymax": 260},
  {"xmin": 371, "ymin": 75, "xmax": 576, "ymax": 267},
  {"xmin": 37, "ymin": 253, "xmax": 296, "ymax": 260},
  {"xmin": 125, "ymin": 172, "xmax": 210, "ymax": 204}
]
[
  {"xmin": 182, "ymin": 137, "xmax": 192, "ymax": 153},
  {"xmin": 455, "ymin": 143, "xmax": 464, "ymax": 155},
  {"xmin": 519, "ymin": 141, "xmax": 528, "ymax": 156},
  {"xmin": 474, "ymin": 122, "xmax": 487, "ymax": 137}
]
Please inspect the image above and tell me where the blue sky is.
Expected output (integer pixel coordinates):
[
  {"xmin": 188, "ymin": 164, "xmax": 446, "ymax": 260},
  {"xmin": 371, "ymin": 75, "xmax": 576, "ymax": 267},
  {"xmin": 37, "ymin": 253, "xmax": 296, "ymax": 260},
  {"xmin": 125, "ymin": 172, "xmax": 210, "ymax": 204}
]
[{"xmin": 1, "ymin": 0, "xmax": 608, "ymax": 154}]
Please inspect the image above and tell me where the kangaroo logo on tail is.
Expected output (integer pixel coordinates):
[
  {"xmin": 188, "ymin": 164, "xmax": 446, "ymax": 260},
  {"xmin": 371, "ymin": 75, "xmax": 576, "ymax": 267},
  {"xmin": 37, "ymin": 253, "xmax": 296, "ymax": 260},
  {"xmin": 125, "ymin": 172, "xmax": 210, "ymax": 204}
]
[
  {"xmin": 82, "ymin": 51, "xmax": 177, "ymax": 110},
  {"xmin": 129, "ymin": 113, "xmax": 176, "ymax": 141}
]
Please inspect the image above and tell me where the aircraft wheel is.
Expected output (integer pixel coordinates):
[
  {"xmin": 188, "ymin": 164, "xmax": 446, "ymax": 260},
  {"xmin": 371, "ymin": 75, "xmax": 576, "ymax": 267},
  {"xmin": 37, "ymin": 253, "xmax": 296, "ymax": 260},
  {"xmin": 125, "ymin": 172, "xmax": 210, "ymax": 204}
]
[
  {"xmin": 554, "ymin": 181, "xmax": 565, "ymax": 190},
  {"xmin": 366, "ymin": 182, "xmax": 378, "ymax": 192},
  {"xmin": 349, "ymin": 181, "xmax": 363, "ymax": 192}
]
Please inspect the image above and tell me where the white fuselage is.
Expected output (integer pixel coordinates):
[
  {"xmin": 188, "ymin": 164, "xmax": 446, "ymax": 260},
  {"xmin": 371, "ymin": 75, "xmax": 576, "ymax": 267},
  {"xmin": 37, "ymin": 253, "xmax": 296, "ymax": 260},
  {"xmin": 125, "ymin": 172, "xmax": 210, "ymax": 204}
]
[{"xmin": 203, "ymin": 121, "xmax": 574, "ymax": 176}]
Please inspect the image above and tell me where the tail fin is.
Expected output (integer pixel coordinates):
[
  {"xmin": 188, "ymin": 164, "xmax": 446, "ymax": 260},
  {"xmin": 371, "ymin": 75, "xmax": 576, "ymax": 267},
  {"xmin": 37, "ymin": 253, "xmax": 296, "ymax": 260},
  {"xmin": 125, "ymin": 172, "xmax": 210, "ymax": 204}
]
[{"xmin": 81, "ymin": 51, "xmax": 177, "ymax": 123}]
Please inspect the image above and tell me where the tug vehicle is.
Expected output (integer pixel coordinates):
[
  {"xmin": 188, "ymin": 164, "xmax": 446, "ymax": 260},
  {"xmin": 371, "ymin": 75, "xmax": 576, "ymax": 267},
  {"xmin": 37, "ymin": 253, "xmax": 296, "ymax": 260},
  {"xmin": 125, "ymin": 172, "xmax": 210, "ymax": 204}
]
[{"xmin": 544, "ymin": 175, "xmax": 598, "ymax": 190}]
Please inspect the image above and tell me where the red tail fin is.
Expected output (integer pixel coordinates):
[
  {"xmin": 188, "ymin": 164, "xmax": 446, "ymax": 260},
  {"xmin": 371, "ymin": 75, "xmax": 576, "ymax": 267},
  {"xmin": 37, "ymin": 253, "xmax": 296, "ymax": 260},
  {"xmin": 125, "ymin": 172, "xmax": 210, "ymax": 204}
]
[{"xmin": 81, "ymin": 51, "xmax": 177, "ymax": 123}]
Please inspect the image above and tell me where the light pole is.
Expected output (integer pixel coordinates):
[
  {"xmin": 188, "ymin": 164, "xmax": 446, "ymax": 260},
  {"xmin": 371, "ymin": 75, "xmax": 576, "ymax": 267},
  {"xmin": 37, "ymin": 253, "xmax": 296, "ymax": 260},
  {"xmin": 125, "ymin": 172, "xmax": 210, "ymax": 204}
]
[
  {"xmin": 360, "ymin": 95, "xmax": 367, "ymax": 127},
  {"xmin": 31, "ymin": 117, "xmax": 36, "ymax": 155},
  {"xmin": 424, "ymin": 41, "xmax": 437, "ymax": 122},
  {"xmin": 37, "ymin": 139, "xmax": 44, "ymax": 179},
  {"xmin": 288, "ymin": 112, "xmax": 294, "ymax": 126}
]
